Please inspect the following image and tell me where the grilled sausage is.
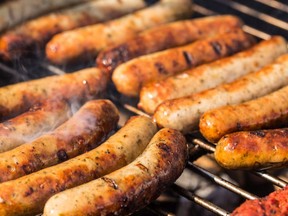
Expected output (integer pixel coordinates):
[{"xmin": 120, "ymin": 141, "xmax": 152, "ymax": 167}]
[
  {"xmin": 200, "ymin": 85, "xmax": 288, "ymax": 143},
  {"xmin": 0, "ymin": 67, "xmax": 108, "ymax": 121},
  {"xmin": 0, "ymin": 100, "xmax": 72, "ymax": 153},
  {"xmin": 0, "ymin": 0, "xmax": 148, "ymax": 61},
  {"xmin": 0, "ymin": 116, "xmax": 156, "ymax": 216},
  {"xmin": 0, "ymin": 99, "xmax": 119, "ymax": 183},
  {"xmin": 112, "ymin": 29, "xmax": 256, "ymax": 97},
  {"xmin": 0, "ymin": 0, "xmax": 94, "ymax": 32},
  {"xmin": 96, "ymin": 15, "xmax": 244, "ymax": 75},
  {"xmin": 45, "ymin": 0, "xmax": 193, "ymax": 65},
  {"xmin": 215, "ymin": 128, "xmax": 288, "ymax": 170},
  {"xmin": 154, "ymin": 54, "xmax": 288, "ymax": 133},
  {"xmin": 139, "ymin": 36, "xmax": 287, "ymax": 114},
  {"xmin": 43, "ymin": 128, "xmax": 187, "ymax": 216}
]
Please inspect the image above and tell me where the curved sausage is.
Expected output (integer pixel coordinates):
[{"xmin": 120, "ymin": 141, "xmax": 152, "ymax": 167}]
[
  {"xmin": 96, "ymin": 15, "xmax": 243, "ymax": 75},
  {"xmin": 154, "ymin": 54, "xmax": 288, "ymax": 133},
  {"xmin": 0, "ymin": 99, "xmax": 119, "ymax": 183},
  {"xmin": 215, "ymin": 128, "xmax": 288, "ymax": 170},
  {"xmin": 0, "ymin": 100, "xmax": 72, "ymax": 153},
  {"xmin": 0, "ymin": 0, "xmax": 148, "ymax": 61},
  {"xmin": 139, "ymin": 36, "xmax": 287, "ymax": 114},
  {"xmin": 112, "ymin": 29, "xmax": 256, "ymax": 97},
  {"xmin": 0, "ymin": 116, "xmax": 156, "ymax": 216},
  {"xmin": 43, "ymin": 128, "xmax": 187, "ymax": 216},
  {"xmin": 45, "ymin": 0, "xmax": 193, "ymax": 65},
  {"xmin": 0, "ymin": 67, "xmax": 108, "ymax": 121},
  {"xmin": 200, "ymin": 85, "xmax": 288, "ymax": 143}
]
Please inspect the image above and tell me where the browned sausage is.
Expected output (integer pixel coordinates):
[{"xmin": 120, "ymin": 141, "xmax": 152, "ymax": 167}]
[
  {"xmin": 43, "ymin": 128, "xmax": 187, "ymax": 216},
  {"xmin": 0, "ymin": 116, "xmax": 156, "ymax": 216},
  {"xmin": 112, "ymin": 29, "xmax": 256, "ymax": 97},
  {"xmin": 0, "ymin": 99, "xmax": 119, "ymax": 183},
  {"xmin": 215, "ymin": 128, "xmax": 288, "ymax": 170},
  {"xmin": 96, "ymin": 15, "xmax": 243, "ymax": 75}
]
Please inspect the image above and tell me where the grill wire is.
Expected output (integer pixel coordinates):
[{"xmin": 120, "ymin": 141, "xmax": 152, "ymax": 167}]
[{"xmin": 0, "ymin": 0, "xmax": 287, "ymax": 215}]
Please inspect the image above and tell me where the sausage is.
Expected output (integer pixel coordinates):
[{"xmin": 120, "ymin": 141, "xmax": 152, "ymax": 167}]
[
  {"xmin": 0, "ymin": 116, "xmax": 156, "ymax": 216},
  {"xmin": 0, "ymin": 0, "xmax": 148, "ymax": 61},
  {"xmin": 200, "ymin": 85, "xmax": 288, "ymax": 143},
  {"xmin": 0, "ymin": 100, "xmax": 72, "ymax": 153},
  {"xmin": 215, "ymin": 128, "xmax": 288, "ymax": 170},
  {"xmin": 45, "ymin": 0, "xmax": 193, "ymax": 65},
  {"xmin": 0, "ymin": 99, "xmax": 119, "ymax": 183},
  {"xmin": 0, "ymin": 67, "xmax": 108, "ymax": 121},
  {"xmin": 43, "ymin": 128, "xmax": 187, "ymax": 216},
  {"xmin": 112, "ymin": 29, "xmax": 256, "ymax": 97},
  {"xmin": 154, "ymin": 54, "xmax": 288, "ymax": 133},
  {"xmin": 96, "ymin": 15, "xmax": 244, "ymax": 75},
  {"xmin": 0, "ymin": 0, "xmax": 94, "ymax": 32},
  {"xmin": 139, "ymin": 36, "xmax": 287, "ymax": 114}
]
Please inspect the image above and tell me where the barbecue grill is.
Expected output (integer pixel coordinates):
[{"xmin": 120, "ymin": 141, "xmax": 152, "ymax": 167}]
[{"xmin": 0, "ymin": 0, "xmax": 287, "ymax": 215}]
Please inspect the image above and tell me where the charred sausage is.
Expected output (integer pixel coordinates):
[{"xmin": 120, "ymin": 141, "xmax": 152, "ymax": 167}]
[
  {"xmin": 154, "ymin": 54, "xmax": 288, "ymax": 133},
  {"xmin": 43, "ymin": 128, "xmax": 187, "ymax": 216},
  {"xmin": 0, "ymin": 116, "xmax": 156, "ymax": 216},
  {"xmin": 96, "ymin": 15, "xmax": 243, "ymax": 75},
  {"xmin": 0, "ymin": 100, "xmax": 72, "ymax": 153},
  {"xmin": 139, "ymin": 36, "xmax": 287, "ymax": 114},
  {"xmin": 0, "ymin": 99, "xmax": 119, "ymax": 183},
  {"xmin": 112, "ymin": 29, "xmax": 256, "ymax": 97},
  {"xmin": 0, "ymin": 0, "xmax": 148, "ymax": 61},
  {"xmin": 45, "ymin": 0, "xmax": 193, "ymax": 65},
  {"xmin": 0, "ymin": 67, "xmax": 108, "ymax": 121}
]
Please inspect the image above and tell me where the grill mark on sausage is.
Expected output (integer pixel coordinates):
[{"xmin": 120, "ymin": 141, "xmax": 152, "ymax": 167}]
[
  {"xmin": 155, "ymin": 62, "xmax": 167, "ymax": 75},
  {"xmin": 210, "ymin": 41, "xmax": 222, "ymax": 56},
  {"xmin": 101, "ymin": 177, "xmax": 118, "ymax": 190},
  {"xmin": 183, "ymin": 51, "xmax": 193, "ymax": 67},
  {"xmin": 250, "ymin": 130, "xmax": 266, "ymax": 138},
  {"xmin": 57, "ymin": 149, "xmax": 69, "ymax": 162},
  {"xmin": 135, "ymin": 163, "xmax": 149, "ymax": 172}
]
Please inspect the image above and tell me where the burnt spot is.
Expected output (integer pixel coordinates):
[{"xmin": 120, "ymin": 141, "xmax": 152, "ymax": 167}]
[
  {"xmin": 236, "ymin": 122, "xmax": 242, "ymax": 131},
  {"xmin": 22, "ymin": 164, "xmax": 33, "ymax": 175},
  {"xmin": 57, "ymin": 149, "xmax": 69, "ymax": 162},
  {"xmin": 24, "ymin": 187, "xmax": 34, "ymax": 197},
  {"xmin": 157, "ymin": 142, "xmax": 171, "ymax": 153},
  {"xmin": 182, "ymin": 51, "xmax": 193, "ymax": 67},
  {"xmin": 136, "ymin": 163, "xmax": 149, "ymax": 173},
  {"xmin": 154, "ymin": 62, "xmax": 168, "ymax": 75},
  {"xmin": 210, "ymin": 41, "xmax": 222, "ymax": 56},
  {"xmin": 250, "ymin": 130, "xmax": 266, "ymax": 138},
  {"xmin": 101, "ymin": 177, "xmax": 118, "ymax": 190}
]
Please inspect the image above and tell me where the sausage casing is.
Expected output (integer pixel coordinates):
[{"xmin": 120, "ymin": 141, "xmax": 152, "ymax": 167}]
[
  {"xmin": 0, "ymin": 99, "xmax": 119, "ymax": 183},
  {"xmin": 154, "ymin": 54, "xmax": 288, "ymax": 133},
  {"xmin": 139, "ymin": 36, "xmax": 287, "ymax": 114},
  {"xmin": 43, "ymin": 128, "xmax": 187, "ymax": 216},
  {"xmin": 46, "ymin": 0, "xmax": 193, "ymax": 65},
  {"xmin": 112, "ymin": 29, "xmax": 255, "ymax": 97},
  {"xmin": 96, "ymin": 15, "xmax": 244, "ymax": 75},
  {"xmin": 215, "ymin": 128, "xmax": 288, "ymax": 170},
  {"xmin": 0, "ymin": 116, "xmax": 156, "ymax": 216}
]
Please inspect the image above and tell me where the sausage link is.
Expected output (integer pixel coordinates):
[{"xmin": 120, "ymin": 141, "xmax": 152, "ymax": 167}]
[
  {"xmin": 200, "ymin": 85, "xmax": 288, "ymax": 143},
  {"xmin": 46, "ymin": 0, "xmax": 193, "ymax": 65},
  {"xmin": 0, "ymin": 100, "xmax": 72, "ymax": 153},
  {"xmin": 154, "ymin": 54, "xmax": 288, "ymax": 133},
  {"xmin": 139, "ymin": 36, "xmax": 287, "ymax": 114},
  {"xmin": 215, "ymin": 128, "xmax": 288, "ymax": 170},
  {"xmin": 0, "ymin": 99, "xmax": 119, "ymax": 183},
  {"xmin": 43, "ymin": 128, "xmax": 187, "ymax": 216},
  {"xmin": 0, "ymin": 116, "xmax": 156, "ymax": 216},
  {"xmin": 0, "ymin": 67, "xmax": 108, "ymax": 121},
  {"xmin": 0, "ymin": 0, "xmax": 148, "ymax": 61},
  {"xmin": 112, "ymin": 29, "xmax": 255, "ymax": 97},
  {"xmin": 96, "ymin": 15, "xmax": 243, "ymax": 75}
]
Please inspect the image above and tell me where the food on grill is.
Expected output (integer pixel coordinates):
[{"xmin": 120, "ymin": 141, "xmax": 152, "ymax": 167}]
[
  {"xmin": 112, "ymin": 29, "xmax": 255, "ymax": 97},
  {"xmin": 0, "ymin": 0, "xmax": 94, "ymax": 32},
  {"xmin": 215, "ymin": 128, "xmax": 288, "ymax": 170},
  {"xmin": 231, "ymin": 186, "xmax": 288, "ymax": 216},
  {"xmin": 200, "ymin": 85, "xmax": 288, "ymax": 143},
  {"xmin": 0, "ymin": 116, "xmax": 156, "ymax": 216},
  {"xmin": 0, "ymin": 0, "xmax": 148, "ymax": 61},
  {"xmin": 154, "ymin": 54, "xmax": 288, "ymax": 133},
  {"xmin": 0, "ymin": 67, "xmax": 108, "ymax": 121},
  {"xmin": 46, "ymin": 0, "xmax": 193, "ymax": 65},
  {"xmin": 139, "ymin": 36, "xmax": 287, "ymax": 114},
  {"xmin": 0, "ymin": 99, "xmax": 119, "ymax": 183},
  {"xmin": 96, "ymin": 15, "xmax": 243, "ymax": 75},
  {"xmin": 43, "ymin": 128, "xmax": 187, "ymax": 216},
  {"xmin": 0, "ymin": 100, "xmax": 72, "ymax": 153}
]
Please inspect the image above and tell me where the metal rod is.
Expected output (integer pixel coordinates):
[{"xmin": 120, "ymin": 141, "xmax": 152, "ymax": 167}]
[
  {"xmin": 40, "ymin": 62, "xmax": 66, "ymax": 75},
  {"xmin": 254, "ymin": 0, "xmax": 288, "ymax": 13},
  {"xmin": 254, "ymin": 171, "xmax": 288, "ymax": 188}
]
